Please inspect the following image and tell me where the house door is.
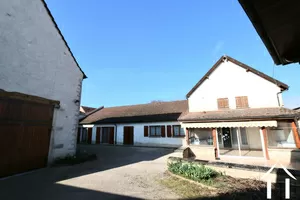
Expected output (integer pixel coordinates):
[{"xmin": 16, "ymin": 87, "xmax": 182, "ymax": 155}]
[
  {"xmin": 102, "ymin": 128, "xmax": 110, "ymax": 143},
  {"xmin": 87, "ymin": 128, "xmax": 92, "ymax": 144},
  {"xmin": 102, "ymin": 127, "xmax": 114, "ymax": 144},
  {"xmin": 123, "ymin": 126, "xmax": 134, "ymax": 145},
  {"xmin": 96, "ymin": 127, "xmax": 101, "ymax": 144},
  {"xmin": 222, "ymin": 128, "xmax": 232, "ymax": 148}
]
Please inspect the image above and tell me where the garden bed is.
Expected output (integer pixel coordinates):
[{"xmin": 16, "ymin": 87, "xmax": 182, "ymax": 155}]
[{"xmin": 160, "ymin": 160, "xmax": 277, "ymax": 199}]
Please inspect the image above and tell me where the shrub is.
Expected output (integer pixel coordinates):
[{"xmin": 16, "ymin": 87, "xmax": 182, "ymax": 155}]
[{"xmin": 168, "ymin": 161, "xmax": 219, "ymax": 182}]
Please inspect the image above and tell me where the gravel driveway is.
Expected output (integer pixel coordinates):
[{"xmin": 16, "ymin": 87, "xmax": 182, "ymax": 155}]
[{"xmin": 0, "ymin": 145, "xmax": 182, "ymax": 200}]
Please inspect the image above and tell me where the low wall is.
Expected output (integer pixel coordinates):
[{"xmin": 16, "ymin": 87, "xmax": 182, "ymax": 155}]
[
  {"xmin": 268, "ymin": 148, "xmax": 300, "ymax": 163},
  {"xmin": 188, "ymin": 145, "xmax": 215, "ymax": 160}
]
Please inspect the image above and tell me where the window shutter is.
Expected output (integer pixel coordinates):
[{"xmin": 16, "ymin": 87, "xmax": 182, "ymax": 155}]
[
  {"xmin": 236, "ymin": 96, "xmax": 249, "ymax": 108},
  {"xmin": 144, "ymin": 126, "xmax": 148, "ymax": 137},
  {"xmin": 161, "ymin": 126, "xmax": 165, "ymax": 137},
  {"xmin": 217, "ymin": 98, "xmax": 229, "ymax": 109},
  {"xmin": 235, "ymin": 97, "xmax": 242, "ymax": 108},
  {"xmin": 242, "ymin": 96, "xmax": 249, "ymax": 108},
  {"xmin": 167, "ymin": 125, "xmax": 172, "ymax": 137}
]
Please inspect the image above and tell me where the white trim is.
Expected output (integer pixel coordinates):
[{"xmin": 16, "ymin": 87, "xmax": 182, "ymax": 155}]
[
  {"xmin": 181, "ymin": 121, "xmax": 277, "ymax": 128},
  {"xmin": 236, "ymin": 128, "xmax": 242, "ymax": 156},
  {"xmin": 82, "ymin": 124, "xmax": 94, "ymax": 128}
]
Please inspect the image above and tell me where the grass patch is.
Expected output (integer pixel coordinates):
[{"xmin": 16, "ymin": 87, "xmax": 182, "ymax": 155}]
[
  {"xmin": 164, "ymin": 161, "xmax": 269, "ymax": 199},
  {"xmin": 168, "ymin": 160, "xmax": 222, "ymax": 187},
  {"xmin": 159, "ymin": 173, "xmax": 218, "ymax": 199}
]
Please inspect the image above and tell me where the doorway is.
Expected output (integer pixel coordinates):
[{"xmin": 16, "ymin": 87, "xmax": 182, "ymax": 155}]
[
  {"xmin": 101, "ymin": 127, "xmax": 115, "ymax": 144},
  {"xmin": 124, "ymin": 126, "xmax": 134, "ymax": 145},
  {"xmin": 222, "ymin": 128, "xmax": 232, "ymax": 148}
]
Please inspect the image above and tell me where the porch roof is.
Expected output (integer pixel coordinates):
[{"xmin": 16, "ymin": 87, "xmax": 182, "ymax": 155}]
[
  {"xmin": 179, "ymin": 107, "xmax": 298, "ymax": 122},
  {"xmin": 181, "ymin": 120, "xmax": 277, "ymax": 128}
]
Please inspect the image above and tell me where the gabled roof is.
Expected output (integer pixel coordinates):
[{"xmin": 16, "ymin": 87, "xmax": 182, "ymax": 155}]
[
  {"xmin": 80, "ymin": 100, "xmax": 188, "ymax": 124},
  {"xmin": 80, "ymin": 106, "xmax": 97, "ymax": 114},
  {"xmin": 186, "ymin": 55, "xmax": 289, "ymax": 98},
  {"xmin": 238, "ymin": 0, "xmax": 300, "ymax": 65},
  {"xmin": 179, "ymin": 107, "xmax": 298, "ymax": 122},
  {"xmin": 41, "ymin": 0, "xmax": 87, "ymax": 78}
]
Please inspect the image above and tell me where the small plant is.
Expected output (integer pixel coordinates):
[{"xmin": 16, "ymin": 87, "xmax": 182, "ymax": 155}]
[{"xmin": 168, "ymin": 161, "xmax": 219, "ymax": 183}]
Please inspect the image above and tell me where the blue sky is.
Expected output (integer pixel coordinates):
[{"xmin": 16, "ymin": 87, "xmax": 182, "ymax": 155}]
[{"xmin": 46, "ymin": 0, "xmax": 300, "ymax": 109}]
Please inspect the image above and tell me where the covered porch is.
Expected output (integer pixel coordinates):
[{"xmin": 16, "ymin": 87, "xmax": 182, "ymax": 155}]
[{"xmin": 181, "ymin": 120, "xmax": 300, "ymax": 162}]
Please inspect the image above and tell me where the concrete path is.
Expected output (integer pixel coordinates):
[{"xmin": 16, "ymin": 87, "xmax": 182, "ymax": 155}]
[{"xmin": 0, "ymin": 145, "xmax": 182, "ymax": 200}]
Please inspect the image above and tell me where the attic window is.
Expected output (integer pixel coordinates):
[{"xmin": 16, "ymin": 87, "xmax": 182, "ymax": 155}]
[
  {"xmin": 217, "ymin": 98, "xmax": 229, "ymax": 109},
  {"xmin": 235, "ymin": 96, "xmax": 249, "ymax": 109}
]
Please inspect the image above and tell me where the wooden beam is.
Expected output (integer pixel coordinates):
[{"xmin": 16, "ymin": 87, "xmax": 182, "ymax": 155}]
[
  {"xmin": 185, "ymin": 128, "xmax": 190, "ymax": 145},
  {"xmin": 260, "ymin": 127, "xmax": 270, "ymax": 160},
  {"xmin": 291, "ymin": 121, "xmax": 300, "ymax": 148},
  {"xmin": 212, "ymin": 128, "xmax": 219, "ymax": 159}
]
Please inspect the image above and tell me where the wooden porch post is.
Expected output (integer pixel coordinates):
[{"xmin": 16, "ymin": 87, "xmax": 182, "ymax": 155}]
[
  {"xmin": 260, "ymin": 127, "xmax": 270, "ymax": 160},
  {"xmin": 291, "ymin": 121, "xmax": 300, "ymax": 148},
  {"xmin": 212, "ymin": 128, "xmax": 219, "ymax": 159},
  {"xmin": 185, "ymin": 128, "xmax": 190, "ymax": 145}
]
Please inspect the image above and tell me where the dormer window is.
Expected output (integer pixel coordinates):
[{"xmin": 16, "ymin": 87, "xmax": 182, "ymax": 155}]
[
  {"xmin": 217, "ymin": 98, "xmax": 229, "ymax": 109},
  {"xmin": 235, "ymin": 96, "xmax": 249, "ymax": 109}
]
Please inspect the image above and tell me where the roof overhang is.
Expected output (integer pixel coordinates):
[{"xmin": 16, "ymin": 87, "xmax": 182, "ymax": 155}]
[
  {"xmin": 181, "ymin": 120, "xmax": 277, "ymax": 128},
  {"xmin": 238, "ymin": 0, "xmax": 300, "ymax": 65}
]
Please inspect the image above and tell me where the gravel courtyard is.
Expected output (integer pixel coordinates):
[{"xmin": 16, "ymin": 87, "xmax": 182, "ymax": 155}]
[{"xmin": 0, "ymin": 145, "xmax": 182, "ymax": 200}]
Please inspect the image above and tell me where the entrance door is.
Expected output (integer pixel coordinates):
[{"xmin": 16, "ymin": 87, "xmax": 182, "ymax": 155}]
[
  {"xmin": 96, "ymin": 127, "xmax": 101, "ymax": 144},
  {"xmin": 123, "ymin": 126, "xmax": 134, "ymax": 145},
  {"xmin": 87, "ymin": 128, "xmax": 92, "ymax": 144},
  {"xmin": 222, "ymin": 128, "xmax": 232, "ymax": 148},
  {"xmin": 102, "ymin": 127, "xmax": 110, "ymax": 143},
  {"xmin": 102, "ymin": 127, "xmax": 115, "ymax": 144}
]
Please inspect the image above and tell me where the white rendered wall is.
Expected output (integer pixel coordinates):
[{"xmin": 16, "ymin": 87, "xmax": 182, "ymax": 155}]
[
  {"xmin": 188, "ymin": 60, "xmax": 283, "ymax": 112},
  {"xmin": 90, "ymin": 122, "xmax": 185, "ymax": 147},
  {"xmin": 0, "ymin": 0, "xmax": 84, "ymax": 162}
]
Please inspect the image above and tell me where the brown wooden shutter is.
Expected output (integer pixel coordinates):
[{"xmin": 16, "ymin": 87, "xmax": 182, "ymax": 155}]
[
  {"xmin": 167, "ymin": 125, "xmax": 172, "ymax": 137},
  {"xmin": 236, "ymin": 96, "xmax": 249, "ymax": 108},
  {"xmin": 161, "ymin": 126, "xmax": 165, "ymax": 137},
  {"xmin": 144, "ymin": 126, "xmax": 148, "ymax": 137},
  {"xmin": 217, "ymin": 98, "xmax": 229, "ymax": 109}
]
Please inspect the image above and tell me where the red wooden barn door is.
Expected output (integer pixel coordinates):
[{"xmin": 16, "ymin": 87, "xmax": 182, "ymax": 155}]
[
  {"xmin": 0, "ymin": 91, "xmax": 57, "ymax": 178},
  {"xmin": 87, "ymin": 128, "xmax": 92, "ymax": 144},
  {"xmin": 109, "ymin": 127, "xmax": 115, "ymax": 144},
  {"xmin": 124, "ymin": 126, "xmax": 134, "ymax": 145},
  {"xmin": 96, "ymin": 127, "xmax": 101, "ymax": 144}
]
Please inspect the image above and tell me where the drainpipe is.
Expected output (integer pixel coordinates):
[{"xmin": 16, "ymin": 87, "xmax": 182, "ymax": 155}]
[{"xmin": 277, "ymin": 91, "xmax": 283, "ymax": 107}]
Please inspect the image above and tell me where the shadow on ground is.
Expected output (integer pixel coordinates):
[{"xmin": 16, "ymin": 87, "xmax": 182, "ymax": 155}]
[{"xmin": 0, "ymin": 145, "xmax": 174, "ymax": 200}]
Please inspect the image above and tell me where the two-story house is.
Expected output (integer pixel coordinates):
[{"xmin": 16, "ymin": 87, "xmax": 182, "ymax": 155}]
[
  {"xmin": 179, "ymin": 55, "xmax": 300, "ymax": 163},
  {"xmin": 79, "ymin": 55, "xmax": 299, "ymax": 163}
]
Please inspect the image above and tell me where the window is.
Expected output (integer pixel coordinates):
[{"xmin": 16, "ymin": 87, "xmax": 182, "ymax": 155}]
[
  {"xmin": 240, "ymin": 128, "xmax": 248, "ymax": 145},
  {"xmin": 217, "ymin": 98, "xmax": 229, "ymax": 109},
  {"xmin": 231, "ymin": 128, "xmax": 238, "ymax": 145},
  {"xmin": 150, "ymin": 126, "xmax": 161, "ymax": 136},
  {"xmin": 173, "ymin": 125, "xmax": 185, "ymax": 137},
  {"xmin": 189, "ymin": 128, "xmax": 213, "ymax": 146},
  {"xmin": 268, "ymin": 122, "xmax": 295, "ymax": 148},
  {"xmin": 235, "ymin": 96, "xmax": 249, "ymax": 108}
]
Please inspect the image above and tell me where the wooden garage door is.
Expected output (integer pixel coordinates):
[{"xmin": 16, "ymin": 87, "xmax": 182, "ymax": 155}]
[{"xmin": 0, "ymin": 91, "xmax": 58, "ymax": 178}]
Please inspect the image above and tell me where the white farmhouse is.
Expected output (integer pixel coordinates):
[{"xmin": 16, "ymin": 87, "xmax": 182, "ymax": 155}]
[{"xmin": 0, "ymin": 0, "xmax": 86, "ymax": 177}]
